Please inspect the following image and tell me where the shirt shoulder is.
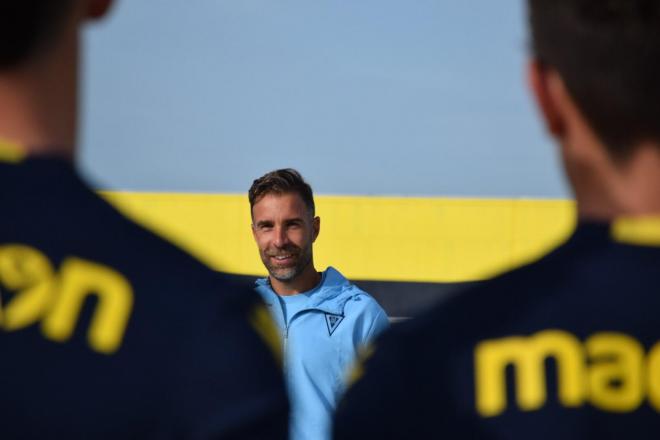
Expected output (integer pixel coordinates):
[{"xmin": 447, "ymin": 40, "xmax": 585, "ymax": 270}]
[{"xmin": 0, "ymin": 160, "xmax": 289, "ymax": 437}]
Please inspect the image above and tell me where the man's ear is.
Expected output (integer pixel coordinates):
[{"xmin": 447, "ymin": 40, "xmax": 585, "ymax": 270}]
[
  {"xmin": 86, "ymin": 0, "xmax": 114, "ymax": 20},
  {"xmin": 528, "ymin": 60, "xmax": 565, "ymax": 138},
  {"xmin": 312, "ymin": 216, "xmax": 320, "ymax": 242}
]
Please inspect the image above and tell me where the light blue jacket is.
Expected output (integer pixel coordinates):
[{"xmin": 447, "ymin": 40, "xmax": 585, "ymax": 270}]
[{"xmin": 255, "ymin": 266, "xmax": 389, "ymax": 440}]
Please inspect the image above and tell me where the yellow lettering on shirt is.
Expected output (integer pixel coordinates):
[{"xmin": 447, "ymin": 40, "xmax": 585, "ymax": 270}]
[
  {"xmin": 646, "ymin": 341, "xmax": 660, "ymax": 412},
  {"xmin": 586, "ymin": 333, "xmax": 644, "ymax": 412},
  {"xmin": 475, "ymin": 330, "xmax": 585, "ymax": 417},
  {"xmin": 42, "ymin": 257, "xmax": 133, "ymax": 354},
  {"xmin": 0, "ymin": 245, "xmax": 55, "ymax": 329},
  {"xmin": 0, "ymin": 245, "xmax": 133, "ymax": 354},
  {"xmin": 475, "ymin": 330, "xmax": 660, "ymax": 417}
]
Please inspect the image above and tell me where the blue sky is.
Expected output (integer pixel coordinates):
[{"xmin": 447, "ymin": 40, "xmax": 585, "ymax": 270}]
[{"xmin": 80, "ymin": 0, "xmax": 570, "ymax": 198}]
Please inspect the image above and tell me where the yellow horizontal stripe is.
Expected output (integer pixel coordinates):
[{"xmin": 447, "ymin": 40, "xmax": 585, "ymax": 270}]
[
  {"xmin": 0, "ymin": 138, "xmax": 26, "ymax": 163},
  {"xmin": 100, "ymin": 192, "xmax": 575, "ymax": 283},
  {"xmin": 612, "ymin": 216, "xmax": 660, "ymax": 247}
]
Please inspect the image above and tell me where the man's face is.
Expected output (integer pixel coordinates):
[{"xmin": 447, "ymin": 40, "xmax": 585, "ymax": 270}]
[{"xmin": 251, "ymin": 192, "xmax": 320, "ymax": 282}]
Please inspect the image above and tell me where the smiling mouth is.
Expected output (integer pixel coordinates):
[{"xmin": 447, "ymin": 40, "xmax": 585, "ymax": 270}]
[
  {"xmin": 273, "ymin": 255, "xmax": 293, "ymax": 261},
  {"xmin": 269, "ymin": 254, "xmax": 297, "ymax": 265}
]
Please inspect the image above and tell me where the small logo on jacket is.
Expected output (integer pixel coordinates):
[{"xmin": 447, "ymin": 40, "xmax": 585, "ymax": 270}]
[{"xmin": 325, "ymin": 313, "xmax": 344, "ymax": 336}]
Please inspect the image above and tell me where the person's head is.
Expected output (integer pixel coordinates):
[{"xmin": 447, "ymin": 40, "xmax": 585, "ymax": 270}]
[
  {"xmin": 0, "ymin": 0, "xmax": 113, "ymax": 70},
  {"xmin": 528, "ymin": 0, "xmax": 660, "ymax": 158},
  {"xmin": 249, "ymin": 169, "xmax": 320, "ymax": 284},
  {"xmin": 0, "ymin": 0, "xmax": 113, "ymax": 156},
  {"xmin": 527, "ymin": 0, "xmax": 660, "ymax": 217}
]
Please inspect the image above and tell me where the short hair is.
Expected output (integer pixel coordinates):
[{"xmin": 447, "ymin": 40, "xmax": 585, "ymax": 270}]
[
  {"xmin": 528, "ymin": 0, "xmax": 660, "ymax": 158},
  {"xmin": 249, "ymin": 169, "xmax": 315, "ymax": 217},
  {"xmin": 0, "ymin": 1, "xmax": 76, "ymax": 69}
]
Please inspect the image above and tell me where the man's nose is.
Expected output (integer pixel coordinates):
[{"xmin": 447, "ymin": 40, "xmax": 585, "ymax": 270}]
[{"xmin": 273, "ymin": 226, "xmax": 289, "ymax": 248}]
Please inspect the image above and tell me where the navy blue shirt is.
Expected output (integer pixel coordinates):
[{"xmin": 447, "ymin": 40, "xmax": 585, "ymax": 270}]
[
  {"xmin": 0, "ymin": 152, "xmax": 288, "ymax": 439},
  {"xmin": 335, "ymin": 220, "xmax": 660, "ymax": 439}
]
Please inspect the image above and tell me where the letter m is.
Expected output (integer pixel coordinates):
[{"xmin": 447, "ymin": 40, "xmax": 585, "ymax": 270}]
[{"xmin": 474, "ymin": 330, "xmax": 586, "ymax": 417}]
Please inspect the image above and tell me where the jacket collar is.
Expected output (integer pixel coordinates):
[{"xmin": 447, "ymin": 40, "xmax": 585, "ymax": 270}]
[
  {"xmin": 568, "ymin": 217, "xmax": 660, "ymax": 249},
  {"xmin": 255, "ymin": 266, "xmax": 352, "ymax": 316}
]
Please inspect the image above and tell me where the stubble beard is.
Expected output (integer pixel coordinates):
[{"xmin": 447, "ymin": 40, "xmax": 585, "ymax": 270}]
[{"xmin": 263, "ymin": 245, "xmax": 313, "ymax": 283}]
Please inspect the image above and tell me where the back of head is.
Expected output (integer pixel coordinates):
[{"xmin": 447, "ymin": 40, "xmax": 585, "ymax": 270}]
[
  {"xmin": 0, "ymin": 1, "xmax": 76, "ymax": 69},
  {"xmin": 249, "ymin": 168, "xmax": 316, "ymax": 216},
  {"xmin": 529, "ymin": 0, "xmax": 660, "ymax": 158}
]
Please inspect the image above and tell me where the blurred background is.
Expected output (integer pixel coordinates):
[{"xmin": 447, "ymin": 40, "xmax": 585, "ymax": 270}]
[{"xmin": 80, "ymin": 0, "xmax": 575, "ymax": 317}]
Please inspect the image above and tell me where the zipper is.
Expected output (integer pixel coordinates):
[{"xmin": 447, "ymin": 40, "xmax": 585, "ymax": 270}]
[
  {"xmin": 281, "ymin": 307, "xmax": 315, "ymax": 373},
  {"xmin": 283, "ymin": 323, "xmax": 289, "ymax": 371},
  {"xmin": 274, "ymin": 295, "xmax": 348, "ymax": 372}
]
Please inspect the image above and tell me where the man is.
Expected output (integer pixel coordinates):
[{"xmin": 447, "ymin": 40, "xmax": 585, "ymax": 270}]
[
  {"xmin": 0, "ymin": 1, "xmax": 288, "ymax": 438},
  {"xmin": 334, "ymin": 0, "xmax": 660, "ymax": 438},
  {"xmin": 249, "ymin": 168, "xmax": 389, "ymax": 440}
]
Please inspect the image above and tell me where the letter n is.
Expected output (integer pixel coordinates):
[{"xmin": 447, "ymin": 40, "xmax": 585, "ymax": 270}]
[{"xmin": 41, "ymin": 257, "xmax": 133, "ymax": 354}]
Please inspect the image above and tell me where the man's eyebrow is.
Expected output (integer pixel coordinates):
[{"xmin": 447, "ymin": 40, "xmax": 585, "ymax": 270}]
[{"xmin": 255, "ymin": 217, "xmax": 305, "ymax": 227}]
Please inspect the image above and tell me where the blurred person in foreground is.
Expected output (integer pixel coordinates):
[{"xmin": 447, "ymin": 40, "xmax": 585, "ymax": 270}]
[
  {"xmin": 249, "ymin": 169, "xmax": 389, "ymax": 440},
  {"xmin": 334, "ymin": 0, "xmax": 660, "ymax": 438},
  {"xmin": 0, "ymin": 1, "xmax": 287, "ymax": 438}
]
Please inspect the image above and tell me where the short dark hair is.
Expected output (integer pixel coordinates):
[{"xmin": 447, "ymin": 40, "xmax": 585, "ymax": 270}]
[
  {"xmin": 249, "ymin": 169, "xmax": 315, "ymax": 217},
  {"xmin": 529, "ymin": 0, "xmax": 660, "ymax": 157},
  {"xmin": 0, "ymin": 1, "xmax": 76, "ymax": 69}
]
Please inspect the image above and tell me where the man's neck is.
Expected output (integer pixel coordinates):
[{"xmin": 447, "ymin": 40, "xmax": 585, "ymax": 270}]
[
  {"xmin": 0, "ymin": 18, "xmax": 79, "ymax": 159},
  {"xmin": 270, "ymin": 264, "xmax": 322, "ymax": 296},
  {"xmin": 575, "ymin": 142, "xmax": 660, "ymax": 221}
]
